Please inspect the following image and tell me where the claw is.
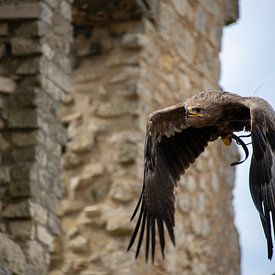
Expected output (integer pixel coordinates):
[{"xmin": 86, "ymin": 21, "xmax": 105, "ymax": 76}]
[{"xmin": 231, "ymin": 133, "xmax": 250, "ymax": 166}]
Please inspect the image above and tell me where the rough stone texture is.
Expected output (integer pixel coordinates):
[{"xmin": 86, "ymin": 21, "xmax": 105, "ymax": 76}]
[
  {"xmin": 0, "ymin": 0, "xmax": 240, "ymax": 274},
  {"xmin": 0, "ymin": 0, "xmax": 72, "ymax": 274},
  {"xmin": 55, "ymin": 0, "xmax": 240, "ymax": 275}
]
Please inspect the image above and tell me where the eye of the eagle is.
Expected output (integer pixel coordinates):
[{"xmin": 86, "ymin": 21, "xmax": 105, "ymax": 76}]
[
  {"xmin": 186, "ymin": 107, "xmax": 206, "ymax": 117},
  {"xmin": 191, "ymin": 107, "xmax": 204, "ymax": 113}
]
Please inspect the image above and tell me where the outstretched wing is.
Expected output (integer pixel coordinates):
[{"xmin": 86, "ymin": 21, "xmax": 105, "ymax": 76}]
[
  {"xmin": 127, "ymin": 104, "xmax": 219, "ymax": 261},
  {"xmin": 247, "ymin": 99, "xmax": 275, "ymax": 259}
]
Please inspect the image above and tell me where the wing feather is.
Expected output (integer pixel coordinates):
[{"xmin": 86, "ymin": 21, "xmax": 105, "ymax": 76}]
[
  {"xmin": 248, "ymin": 100, "xmax": 275, "ymax": 259},
  {"xmin": 128, "ymin": 104, "xmax": 219, "ymax": 260}
]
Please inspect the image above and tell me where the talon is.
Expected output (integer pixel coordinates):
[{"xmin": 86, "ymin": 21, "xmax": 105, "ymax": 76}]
[{"xmin": 221, "ymin": 134, "xmax": 232, "ymax": 146}]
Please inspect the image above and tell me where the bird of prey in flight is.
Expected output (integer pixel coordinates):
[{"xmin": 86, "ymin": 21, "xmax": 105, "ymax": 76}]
[{"xmin": 127, "ymin": 91, "xmax": 275, "ymax": 262}]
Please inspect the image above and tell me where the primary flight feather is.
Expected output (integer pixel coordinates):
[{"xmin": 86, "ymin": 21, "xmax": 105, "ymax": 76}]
[{"xmin": 127, "ymin": 90, "xmax": 275, "ymax": 261}]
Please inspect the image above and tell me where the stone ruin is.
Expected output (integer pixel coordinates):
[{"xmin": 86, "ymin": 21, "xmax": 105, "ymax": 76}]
[{"xmin": 0, "ymin": 0, "xmax": 240, "ymax": 274}]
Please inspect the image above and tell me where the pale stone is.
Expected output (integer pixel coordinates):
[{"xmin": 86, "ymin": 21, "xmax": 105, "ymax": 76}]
[
  {"xmin": 59, "ymin": 200, "xmax": 83, "ymax": 216},
  {"xmin": 62, "ymin": 152, "xmax": 81, "ymax": 168},
  {"xmin": 8, "ymin": 220, "xmax": 35, "ymax": 240},
  {"xmin": 61, "ymin": 110, "xmax": 81, "ymax": 124},
  {"xmin": 110, "ymin": 179, "xmax": 139, "ymax": 203},
  {"xmin": 106, "ymin": 217, "xmax": 132, "ymax": 236},
  {"xmin": 69, "ymin": 135, "xmax": 94, "ymax": 153},
  {"xmin": 121, "ymin": 33, "xmax": 148, "ymax": 49},
  {"xmin": 0, "ymin": 233, "xmax": 26, "ymax": 274},
  {"xmin": 11, "ymin": 131, "xmax": 37, "ymax": 146},
  {"xmin": 69, "ymin": 236, "xmax": 89, "ymax": 253},
  {"xmin": 11, "ymin": 37, "xmax": 41, "ymax": 55},
  {"xmin": 178, "ymin": 193, "xmax": 192, "ymax": 214},
  {"xmin": 186, "ymin": 175, "xmax": 197, "ymax": 193},
  {"xmin": 37, "ymin": 225, "xmax": 53, "ymax": 248},
  {"xmin": 0, "ymin": 76, "xmax": 16, "ymax": 93},
  {"xmin": 2, "ymin": 200, "xmax": 31, "ymax": 218},
  {"xmin": 83, "ymin": 205, "xmax": 101, "ymax": 218},
  {"xmin": 0, "ymin": 167, "xmax": 10, "ymax": 184},
  {"xmin": 78, "ymin": 163, "xmax": 105, "ymax": 187},
  {"xmin": 31, "ymin": 203, "xmax": 48, "ymax": 224}
]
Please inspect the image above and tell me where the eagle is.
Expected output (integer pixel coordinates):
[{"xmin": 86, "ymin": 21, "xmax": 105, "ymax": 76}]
[{"xmin": 127, "ymin": 90, "xmax": 275, "ymax": 262}]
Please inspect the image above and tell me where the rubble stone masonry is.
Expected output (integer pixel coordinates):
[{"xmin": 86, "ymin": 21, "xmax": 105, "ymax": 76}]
[{"xmin": 0, "ymin": 0, "xmax": 240, "ymax": 274}]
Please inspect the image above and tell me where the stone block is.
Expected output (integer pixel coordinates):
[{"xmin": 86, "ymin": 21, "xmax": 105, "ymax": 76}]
[
  {"xmin": 8, "ymin": 180, "xmax": 31, "ymax": 198},
  {"xmin": 24, "ymin": 241, "xmax": 46, "ymax": 272},
  {"xmin": 31, "ymin": 203, "xmax": 48, "ymax": 224},
  {"xmin": 11, "ymin": 37, "xmax": 41, "ymax": 56},
  {"xmin": 48, "ymin": 213, "xmax": 61, "ymax": 235},
  {"xmin": 0, "ymin": 134, "xmax": 10, "ymax": 151},
  {"xmin": 0, "ymin": 3, "xmax": 41, "ymax": 19},
  {"xmin": 0, "ymin": 167, "xmax": 10, "ymax": 184},
  {"xmin": 2, "ymin": 199, "xmax": 32, "ymax": 218},
  {"xmin": 0, "ymin": 233, "xmax": 26, "ymax": 274},
  {"xmin": 7, "ymin": 109, "xmax": 37, "ymax": 128},
  {"xmin": 12, "ymin": 147, "xmax": 36, "ymax": 162},
  {"xmin": 8, "ymin": 220, "xmax": 35, "ymax": 240},
  {"xmin": 60, "ymin": 0, "xmax": 72, "ymax": 21},
  {"xmin": 15, "ymin": 57, "xmax": 41, "ymax": 75},
  {"xmin": 121, "ymin": 33, "xmax": 148, "ymax": 49},
  {"xmin": 14, "ymin": 20, "xmax": 46, "ymax": 37},
  {"xmin": 10, "ymin": 163, "xmax": 32, "ymax": 180},
  {"xmin": 37, "ymin": 225, "xmax": 53, "ymax": 248},
  {"xmin": 110, "ymin": 179, "xmax": 139, "ymax": 203},
  {"xmin": 0, "ymin": 23, "xmax": 8, "ymax": 36},
  {"xmin": 0, "ymin": 76, "xmax": 16, "ymax": 94},
  {"xmin": 11, "ymin": 131, "xmax": 38, "ymax": 147},
  {"xmin": 105, "ymin": 216, "xmax": 132, "ymax": 236},
  {"xmin": 68, "ymin": 236, "xmax": 89, "ymax": 253},
  {"xmin": 224, "ymin": 0, "xmax": 239, "ymax": 25},
  {"xmin": 41, "ymin": 60, "xmax": 71, "ymax": 92}
]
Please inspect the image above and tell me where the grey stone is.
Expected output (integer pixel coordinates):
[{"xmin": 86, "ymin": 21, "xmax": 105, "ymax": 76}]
[
  {"xmin": 14, "ymin": 20, "xmax": 47, "ymax": 37},
  {"xmin": 0, "ymin": 134, "xmax": 10, "ymax": 151},
  {"xmin": 11, "ymin": 131, "xmax": 38, "ymax": 147},
  {"xmin": 37, "ymin": 225, "xmax": 53, "ymax": 248},
  {"xmin": 24, "ymin": 241, "xmax": 47, "ymax": 273},
  {"xmin": 11, "ymin": 37, "xmax": 41, "ymax": 56},
  {"xmin": 121, "ymin": 33, "xmax": 148, "ymax": 49},
  {"xmin": 0, "ymin": 167, "xmax": 10, "ymax": 184},
  {"xmin": 2, "ymin": 199, "xmax": 32, "ymax": 218},
  {"xmin": 0, "ymin": 76, "xmax": 16, "ymax": 94},
  {"xmin": 15, "ymin": 57, "xmax": 41, "ymax": 75},
  {"xmin": 0, "ymin": 3, "xmax": 41, "ymax": 19},
  {"xmin": 8, "ymin": 220, "xmax": 35, "ymax": 240},
  {"xmin": 8, "ymin": 180, "xmax": 31, "ymax": 198},
  {"xmin": 0, "ymin": 23, "xmax": 8, "ymax": 36},
  {"xmin": 0, "ymin": 233, "xmax": 26, "ymax": 274},
  {"xmin": 178, "ymin": 193, "xmax": 192, "ymax": 214}
]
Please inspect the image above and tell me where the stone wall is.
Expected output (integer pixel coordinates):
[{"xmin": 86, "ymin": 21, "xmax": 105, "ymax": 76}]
[
  {"xmin": 56, "ymin": 0, "xmax": 240, "ymax": 275},
  {"xmin": 0, "ymin": 1, "xmax": 72, "ymax": 274},
  {"xmin": 0, "ymin": 0, "xmax": 240, "ymax": 275}
]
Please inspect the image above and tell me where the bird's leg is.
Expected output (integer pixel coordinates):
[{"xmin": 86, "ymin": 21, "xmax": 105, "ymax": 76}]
[
  {"xmin": 230, "ymin": 133, "xmax": 249, "ymax": 166},
  {"xmin": 221, "ymin": 133, "xmax": 232, "ymax": 146}
]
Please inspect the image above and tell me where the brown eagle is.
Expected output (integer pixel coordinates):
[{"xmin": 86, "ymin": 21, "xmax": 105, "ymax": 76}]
[{"xmin": 127, "ymin": 91, "xmax": 275, "ymax": 261}]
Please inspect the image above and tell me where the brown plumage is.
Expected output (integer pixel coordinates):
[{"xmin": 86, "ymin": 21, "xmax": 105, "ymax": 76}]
[{"xmin": 127, "ymin": 90, "xmax": 275, "ymax": 261}]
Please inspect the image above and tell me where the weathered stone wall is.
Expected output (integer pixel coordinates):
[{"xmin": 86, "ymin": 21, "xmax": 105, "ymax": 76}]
[
  {"xmin": 0, "ymin": 0, "xmax": 240, "ymax": 274},
  {"xmin": 56, "ymin": 1, "xmax": 240, "ymax": 275},
  {"xmin": 0, "ymin": 1, "xmax": 72, "ymax": 274}
]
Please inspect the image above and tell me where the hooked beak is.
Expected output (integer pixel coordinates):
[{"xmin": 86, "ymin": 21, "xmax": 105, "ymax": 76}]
[{"xmin": 186, "ymin": 108, "xmax": 205, "ymax": 118}]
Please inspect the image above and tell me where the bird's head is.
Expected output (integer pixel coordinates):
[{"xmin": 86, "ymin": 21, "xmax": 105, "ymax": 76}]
[{"xmin": 185, "ymin": 106, "xmax": 207, "ymax": 118}]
